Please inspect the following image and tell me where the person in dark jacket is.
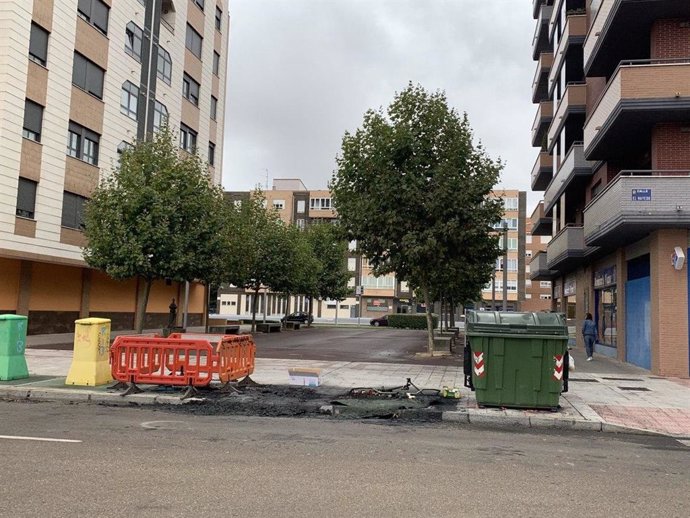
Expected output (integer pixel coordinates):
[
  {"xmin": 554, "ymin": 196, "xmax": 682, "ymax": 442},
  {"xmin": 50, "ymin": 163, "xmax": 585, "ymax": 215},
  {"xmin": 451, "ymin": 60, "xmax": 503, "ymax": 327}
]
[{"xmin": 582, "ymin": 313, "xmax": 597, "ymax": 361}]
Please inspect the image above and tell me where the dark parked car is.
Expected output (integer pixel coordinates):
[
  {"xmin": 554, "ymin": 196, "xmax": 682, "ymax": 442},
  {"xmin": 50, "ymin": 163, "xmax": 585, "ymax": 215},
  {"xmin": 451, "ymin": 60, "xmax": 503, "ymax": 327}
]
[
  {"xmin": 281, "ymin": 311, "xmax": 313, "ymax": 324},
  {"xmin": 369, "ymin": 315, "xmax": 389, "ymax": 327}
]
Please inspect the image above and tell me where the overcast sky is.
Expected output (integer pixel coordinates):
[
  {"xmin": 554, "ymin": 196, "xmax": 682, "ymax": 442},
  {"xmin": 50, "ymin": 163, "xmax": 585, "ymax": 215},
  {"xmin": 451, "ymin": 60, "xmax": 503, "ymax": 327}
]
[{"xmin": 223, "ymin": 0, "xmax": 539, "ymax": 211}]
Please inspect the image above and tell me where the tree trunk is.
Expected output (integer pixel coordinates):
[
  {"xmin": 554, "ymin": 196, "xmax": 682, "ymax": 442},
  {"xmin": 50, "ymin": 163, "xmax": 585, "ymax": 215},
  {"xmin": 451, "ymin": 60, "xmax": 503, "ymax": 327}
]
[
  {"xmin": 307, "ymin": 295, "xmax": 314, "ymax": 327},
  {"xmin": 422, "ymin": 285, "xmax": 434, "ymax": 354},
  {"xmin": 449, "ymin": 297, "xmax": 456, "ymax": 328},
  {"xmin": 134, "ymin": 277, "xmax": 152, "ymax": 334},
  {"xmin": 251, "ymin": 286, "xmax": 260, "ymax": 333}
]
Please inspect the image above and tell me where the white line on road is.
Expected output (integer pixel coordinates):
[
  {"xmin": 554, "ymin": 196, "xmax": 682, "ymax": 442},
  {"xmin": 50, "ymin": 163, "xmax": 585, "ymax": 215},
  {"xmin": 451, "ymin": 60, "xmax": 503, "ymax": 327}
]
[{"xmin": 0, "ymin": 435, "xmax": 82, "ymax": 443}]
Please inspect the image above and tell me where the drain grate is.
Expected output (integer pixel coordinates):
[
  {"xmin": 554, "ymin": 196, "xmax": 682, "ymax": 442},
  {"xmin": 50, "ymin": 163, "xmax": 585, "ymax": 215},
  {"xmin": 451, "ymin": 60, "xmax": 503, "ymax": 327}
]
[
  {"xmin": 618, "ymin": 386, "xmax": 650, "ymax": 391},
  {"xmin": 602, "ymin": 377, "xmax": 643, "ymax": 382},
  {"xmin": 569, "ymin": 378, "xmax": 599, "ymax": 383}
]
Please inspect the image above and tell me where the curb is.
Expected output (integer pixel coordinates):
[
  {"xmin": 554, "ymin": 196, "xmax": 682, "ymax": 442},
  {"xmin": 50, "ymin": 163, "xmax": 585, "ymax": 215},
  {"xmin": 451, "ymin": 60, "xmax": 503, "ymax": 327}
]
[{"xmin": 0, "ymin": 387, "xmax": 187, "ymax": 406}]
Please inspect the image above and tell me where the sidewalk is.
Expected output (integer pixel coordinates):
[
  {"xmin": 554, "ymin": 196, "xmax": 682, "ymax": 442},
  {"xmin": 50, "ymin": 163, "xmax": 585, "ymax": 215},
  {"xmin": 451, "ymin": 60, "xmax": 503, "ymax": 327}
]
[{"xmin": 3, "ymin": 342, "xmax": 689, "ymax": 438}]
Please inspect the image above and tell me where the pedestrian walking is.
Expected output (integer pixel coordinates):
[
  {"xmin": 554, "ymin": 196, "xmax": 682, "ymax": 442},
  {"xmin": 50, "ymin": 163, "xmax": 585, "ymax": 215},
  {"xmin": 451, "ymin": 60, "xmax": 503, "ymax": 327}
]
[{"xmin": 582, "ymin": 313, "xmax": 597, "ymax": 361}]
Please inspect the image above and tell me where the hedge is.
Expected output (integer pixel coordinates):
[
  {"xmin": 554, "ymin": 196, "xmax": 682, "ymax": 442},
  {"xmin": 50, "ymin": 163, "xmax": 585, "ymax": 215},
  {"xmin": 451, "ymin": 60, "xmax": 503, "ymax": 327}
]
[{"xmin": 387, "ymin": 313, "xmax": 438, "ymax": 330}]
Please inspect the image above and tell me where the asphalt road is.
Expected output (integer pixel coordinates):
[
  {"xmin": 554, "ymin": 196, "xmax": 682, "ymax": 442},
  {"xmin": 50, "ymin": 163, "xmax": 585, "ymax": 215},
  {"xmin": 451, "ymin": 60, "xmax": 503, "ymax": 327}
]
[
  {"xmin": 1, "ymin": 401, "xmax": 688, "ymax": 517},
  {"xmin": 253, "ymin": 326, "xmax": 463, "ymax": 366}
]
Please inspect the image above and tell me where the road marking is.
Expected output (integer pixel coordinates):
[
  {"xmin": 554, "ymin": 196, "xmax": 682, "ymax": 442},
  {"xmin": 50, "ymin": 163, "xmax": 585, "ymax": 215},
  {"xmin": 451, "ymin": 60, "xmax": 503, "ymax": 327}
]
[
  {"xmin": 677, "ymin": 439, "xmax": 690, "ymax": 448},
  {"xmin": 141, "ymin": 420, "xmax": 191, "ymax": 430},
  {"xmin": 0, "ymin": 435, "xmax": 82, "ymax": 443}
]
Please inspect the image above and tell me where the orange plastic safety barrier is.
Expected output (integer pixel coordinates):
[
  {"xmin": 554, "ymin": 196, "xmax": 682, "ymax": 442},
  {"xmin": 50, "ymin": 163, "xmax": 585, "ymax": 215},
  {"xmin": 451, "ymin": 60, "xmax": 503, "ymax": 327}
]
[{"xmin": 110, "ymin": 334, "xmax": 256, "ymax": 387}]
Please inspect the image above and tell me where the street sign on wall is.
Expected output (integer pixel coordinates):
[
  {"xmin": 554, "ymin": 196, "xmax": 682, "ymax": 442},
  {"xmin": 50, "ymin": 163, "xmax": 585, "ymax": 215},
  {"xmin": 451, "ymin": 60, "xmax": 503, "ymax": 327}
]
[{"xmin": 631, "ymin": 189, "xmax": 652, "ymax": 201}]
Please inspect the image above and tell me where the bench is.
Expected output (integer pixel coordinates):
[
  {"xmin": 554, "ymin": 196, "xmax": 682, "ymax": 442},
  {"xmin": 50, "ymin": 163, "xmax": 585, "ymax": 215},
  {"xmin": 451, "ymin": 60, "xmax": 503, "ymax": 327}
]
[
  {"xmin": 256, "ymin": 322, "xmax": 282, "ymax": 333},
  {"xmin": 285, "ymin": 321, "xmax": 301, "ymax": 330},
  {"xmin": 207, "ymin": 318, "xmax": 241, "ymax": 335},
  {"xmin": 433, "ymin": 336, "xmax": 454, "ymax": 353}
]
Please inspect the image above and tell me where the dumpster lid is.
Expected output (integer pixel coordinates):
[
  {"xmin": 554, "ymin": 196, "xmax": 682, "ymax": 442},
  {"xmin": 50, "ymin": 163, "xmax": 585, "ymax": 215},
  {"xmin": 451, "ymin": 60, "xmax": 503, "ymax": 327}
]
[
  {"xmin": 465, "ymin": 310, "xmax": 567, "ymax": 335},
  {"xmin": 0, "ymin": 314, "xmax": 28, "ymax": 321}
]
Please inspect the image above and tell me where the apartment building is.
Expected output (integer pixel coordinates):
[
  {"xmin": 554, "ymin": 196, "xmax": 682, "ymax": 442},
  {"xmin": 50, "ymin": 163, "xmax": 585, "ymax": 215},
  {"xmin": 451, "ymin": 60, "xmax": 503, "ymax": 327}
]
[
  {"xmin": 221, "ymin": 180, "xmax": 409, "ymax": 320},
  {"xmin": 523, "ymin": 202, "xmax": 553, "ymax": 312},
  {"xmin": 480, "ymin": 190, "xmax": 527, "ymax": 311},
  {"xmin": 529, "ymin": 0, "xmax": 690, "ymax": 377},
  {"xmin": 0, "ymin": 0, "xmax": 229, "ymax": 333}
]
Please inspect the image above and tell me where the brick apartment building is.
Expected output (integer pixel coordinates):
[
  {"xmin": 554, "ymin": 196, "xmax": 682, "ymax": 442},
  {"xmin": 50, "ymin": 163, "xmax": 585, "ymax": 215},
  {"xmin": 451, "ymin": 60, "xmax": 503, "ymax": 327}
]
[
  {"xmin": 0, "ymin": 0, "xmax": 229, "ymax": 333},
  {"xmin": 524, "ymin": 202, "xmax": 553, "ymax": 312},
  {"xmin": 529, "ymin": 0, "xmax": 690, "ymax": 377}
]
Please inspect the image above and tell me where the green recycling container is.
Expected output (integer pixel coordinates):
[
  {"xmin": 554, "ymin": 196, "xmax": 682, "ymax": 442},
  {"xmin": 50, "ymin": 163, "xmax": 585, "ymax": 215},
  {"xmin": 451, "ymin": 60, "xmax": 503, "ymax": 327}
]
[
  {"xmin": 0, "ymin": 314, "xmax": 30, "ymax": 381},
  {"xmin": 466, "ymin": 311, "xmax": 568, "ymax": 410}
]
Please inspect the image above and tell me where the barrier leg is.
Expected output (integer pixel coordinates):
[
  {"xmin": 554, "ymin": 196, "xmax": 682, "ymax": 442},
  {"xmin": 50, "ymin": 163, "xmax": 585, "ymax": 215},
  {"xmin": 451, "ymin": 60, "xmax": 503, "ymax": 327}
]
[
  {"xmin": 121, "ymin": 382, "xmax": 143, "ymax": 396},
  {"xmin": 219, "ymin": 381, "xmax": 242, "ymax": 394},
  {"xmin": 108, "ymin": 381, "xmax": 129, "ymax": 391},
  {"xmin": 181, "ymin": 386, "xmax": 200, "ymax": 400},
  {"xmin": 237, "ymin": 375, "xmax": 260, "ymax": 387}
]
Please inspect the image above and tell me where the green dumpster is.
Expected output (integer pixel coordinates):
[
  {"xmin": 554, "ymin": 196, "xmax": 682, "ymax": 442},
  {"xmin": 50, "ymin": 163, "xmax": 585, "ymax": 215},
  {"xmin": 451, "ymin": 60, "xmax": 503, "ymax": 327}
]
[
  {"xmin": 0, "ymin": 314, "xmax": 30, "ymax": 381},
  {"xmin": 464, "ymin": 311, "xmax": 569, "ymax": 410}
]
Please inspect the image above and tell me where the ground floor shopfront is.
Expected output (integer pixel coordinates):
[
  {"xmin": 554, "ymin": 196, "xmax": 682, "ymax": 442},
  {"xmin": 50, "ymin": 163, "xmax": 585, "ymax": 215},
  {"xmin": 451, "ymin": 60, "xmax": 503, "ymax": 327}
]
[
  {"xmin": 551, "ymin": 229, "xmax": 690, "ymax": 378},
  {"xmin": 0, "ymin": 257, "xmax": 206, "ymax": 335}
]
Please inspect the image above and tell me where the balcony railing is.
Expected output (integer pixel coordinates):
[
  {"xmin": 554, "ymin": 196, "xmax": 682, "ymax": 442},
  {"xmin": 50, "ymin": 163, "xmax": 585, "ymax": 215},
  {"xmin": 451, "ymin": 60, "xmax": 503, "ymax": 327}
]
[
  {"xmin": 547, "ymin": 82, "xmax": 586, "ymax": 150},
  {"xmin": 546, "ymin": 224, "xmax": 586, "ymax": 271},
  {"xmin": 532, "ymin": 4, "xmax": 553, "ymax": 60},
  {"xmin": 583, "ymin": 170, "xmax": 690, "ymax": 247},
  {"xmin": 583, "ymin": 59, "xmax": 690, "ymax": 159},
  {"xmin": 532, "ymin": 52, "xmax": 554, "ymax": 103},
  {"xmin": 531, "ymin": 151, "xmax": 553, "ymax": 192},
  {"xmin": 530, "ymin": 251, "xmax": 557, "ymax": 280},
  {"xmin": 531, "ymin": 100, "xmax": 553, "ymax": 148},
  {"xmin": 543, "ymin": 142, "xmax": 593, "ymax": 212},
  {"xmin": 548, "ymin": 14, "xmax": 587, "ymax": 96}
]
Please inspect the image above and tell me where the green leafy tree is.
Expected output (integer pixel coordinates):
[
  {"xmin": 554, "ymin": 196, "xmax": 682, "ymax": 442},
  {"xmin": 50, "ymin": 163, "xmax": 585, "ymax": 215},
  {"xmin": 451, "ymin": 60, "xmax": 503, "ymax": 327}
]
[
  {"xmin": 83, "ymin": 127, "xmax": 227, "ymax": 333},
  {"xmin": 331, "ymin": 83, "xmax": 503, "ymax": 352},
  {"xmin": 305, "ymin": 223, "xmax": 351, "ymax": 324}
]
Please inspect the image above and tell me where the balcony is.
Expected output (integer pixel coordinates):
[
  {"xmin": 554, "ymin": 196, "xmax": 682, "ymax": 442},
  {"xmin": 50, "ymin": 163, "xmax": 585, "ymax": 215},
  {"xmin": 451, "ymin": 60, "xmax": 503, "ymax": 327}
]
[
  {"xmin": 531, "ymin": 100, "xmax": 553, "ymax": 148},
  {"xmin": 583, "ymin": 171, "xmax": 690, "ymax": 248},
  {"xmin": 530, "ymin": 201, "xmax": 553, "ymax": 236},
  {"xmin": 533, "ymin": 0, "xmax": 554, "ymax": 19},
  {"xmin": 546, "ymin": 225, "xmax": 587, "ymax": 272},
  {"xmin": 532, "ymin": 4, "xmax": 553, "ymax": 60},
  {"xmin": 531, "ymin": 152, "xmax": 553, "ymax": 191},
  {"xmin": 530, "ymin": 251, "xmax": 557, "ymax": 280},
  {"xmin": 543, "ymin": 143, "xmax": 594, "ymax": 213},
  {"xmin": 583, "ymin": 60, "xmax": 690, "ymax": 160},
  {"xmin": 584, "ymin": 0, "xmax": 690, "ymax": 77},
  {"xmin": 547, "ymin": 14, "xmax": 587, "ymax": 97},
  {"xmin": 547, "ymin": 82, "xmax": 586, "ymax": 151},
  {"xmin": 532, "ymin": 52, "xmax": 554, "ymax": 103}
]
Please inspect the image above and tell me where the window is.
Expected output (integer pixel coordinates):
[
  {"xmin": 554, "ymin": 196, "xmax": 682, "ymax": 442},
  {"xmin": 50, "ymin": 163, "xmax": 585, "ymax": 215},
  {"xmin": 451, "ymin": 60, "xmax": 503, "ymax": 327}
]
[
  {"xmin": 193, "ymin": 0, "xmax": 205, "ymax": 10},
  {"xmin": 153, "ymin": 100, "xmax": 168, "ymax": 132},
  {"xmin": 526, "ymin": 250, "xmax": 532, "ymax": 258},
  {"xmin": 16, "ymin": 178, "xmax": 37, "ymax": 219},
  {"xmin": 507, "ymin": 258, "xmax": 518, "ymax": 272},
  {"xmin": 182, "ymin": 73, "xmax": 200, "ymax": 105},
  {"xmin": 208, "ymin": 142, "xmax": 215, "ymax": 166},
  {"xmin": 125, "ymin": 22, "xmax": 143, "ymax": 61},
  {"xmin": 296, "ymin": 218, "xmax": 305, "ymax": 230},
  {"xmin": 213, "ymin": 52, "xmax": 221, "ymax": 75},
  {"xmin": 525, "ymin": 294, "xmax": 532, "ymax": 299},
  {"xmin": 66, "ymin": 121, "xmax": 100, "ymax": 165},
  {"xmin": 210, "ymin": 96, "xmax": 218, "ymax": 120},
  {"xmin": 504, "ymin": 198, "xmax": 519, "ymax": 210},
  {"xmin": 362, "ymin": 275, "xmax": 395, "ymax": 289},
  {"xmin": 540, "ymin": 236, "xmax": 550, "ymax": 244},
  {"xmin": 29, "ymin": 23, "xmax": 49, "ymax": 66},
  {"xmin": 526, "ymin": 235, "xmax": 532, "ymax": 244},
  {"xmin": 179, "ymin": 124, "xmax": 197, "ymax": 153},
  {"xmin": 493, "ymin": 218, "xmax": 518, "ymax": 230},
  {"xmin": 310, "ymin": 198, "xmax": 332, "ymax": 210},
  {"xmin": 157, "ymin": 46, "xmax": 172, "ymax": 85},
  {"xmin": 272, "ymin": 199, "xmax": 285, "ymax": 210},
  {"xmin": 61, "ymin": 191, "xmax": 88, "ymax": 229},
  {"xmin": 540, "ymin": 281, "xmax": 552, "ymax": 288},
  {"xmin": 215, "ymin": 6, "xmax": 222, "ymax": 30},
  {"xmin": 297, "ymin": 200, "xmax": 305, "ymax": 213},
  {"xmin": 72, "ymin": 52, "xmax": 104, "ymax": 99},
  {"xmin": 508, "ymin": 238, "xmax": 518, "ymax": 250},
  {"xmin": 120, "ymin": 81, "xmax": 139, "ymax": 119},
  {"xmin": 185, "ymin": 24, "xmax": 203, "ymax": 59},
  {"xmin": 540, "ymin": 294, "xmax": 552, "ymax": 300},
  {"xmin": 77, "ymin": 0, "xmax": 109, "ymax": 35},
  {"xmin": 347, "ymin": 257, "xmax": 357, "ymax": 271},
  {"xmin": 22, "ymin": 100, "xmax": 43, "ymax": 142}
]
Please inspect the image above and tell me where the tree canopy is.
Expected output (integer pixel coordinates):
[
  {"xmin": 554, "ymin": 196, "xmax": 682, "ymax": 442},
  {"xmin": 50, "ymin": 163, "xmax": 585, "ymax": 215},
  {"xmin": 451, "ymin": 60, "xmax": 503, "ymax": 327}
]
[
  {"xmin": 83, "ymin": 127, "xmax": 226, "ymax": 333},
  {"xmin": 330, "ymin": 83, "xmax": 504, "ymax": 351}
]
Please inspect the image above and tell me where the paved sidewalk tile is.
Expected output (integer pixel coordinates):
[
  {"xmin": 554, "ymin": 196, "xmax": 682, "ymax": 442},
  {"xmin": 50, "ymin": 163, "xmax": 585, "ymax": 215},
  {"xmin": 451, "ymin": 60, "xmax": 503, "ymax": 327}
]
[{"xmin": 589, "ymin": 405, "xmax": 690, "ymax": 437}]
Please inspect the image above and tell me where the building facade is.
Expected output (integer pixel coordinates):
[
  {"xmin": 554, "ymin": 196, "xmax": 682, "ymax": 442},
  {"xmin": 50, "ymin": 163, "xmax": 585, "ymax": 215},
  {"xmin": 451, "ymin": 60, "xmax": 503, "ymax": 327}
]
[
  {"xmin": 530, "ymin": 0, "xmax": 690, "ymax": 377},
  {"xmin": 523, "ymin": 202, "xmax": 553, "ymax": 312},
  {"xmin": 0, "ymin": 0, "xmax": 229, "ymax": 333},
  {"xmin": 480, "ymin": 190, "xmax": 528, "ymax": 311}
]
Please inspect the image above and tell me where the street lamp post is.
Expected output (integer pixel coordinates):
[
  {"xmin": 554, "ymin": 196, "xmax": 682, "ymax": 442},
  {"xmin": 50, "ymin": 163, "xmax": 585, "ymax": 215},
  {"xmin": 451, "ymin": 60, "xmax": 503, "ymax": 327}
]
[{"xmin": 502, "ymin": 223, "xmax": 509, "ymax": 311}]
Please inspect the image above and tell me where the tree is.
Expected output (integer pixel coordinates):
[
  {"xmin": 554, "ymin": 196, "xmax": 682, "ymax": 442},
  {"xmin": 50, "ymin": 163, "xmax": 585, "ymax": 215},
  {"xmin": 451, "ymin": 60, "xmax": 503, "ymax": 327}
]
[
  {"xmin": 83, "ymin": 127, "xmax": 227, "ymax": 333},
  {"xmin": 305, "ymin": 223, "xmax": 351, "ymax": 324},
  {"xmin": 330, "ymin": 83, "xmax": 504, "ymax": 353},
  {"xmin": 223, "ymin": 191, "xmax": 300, "ymax": 332}
]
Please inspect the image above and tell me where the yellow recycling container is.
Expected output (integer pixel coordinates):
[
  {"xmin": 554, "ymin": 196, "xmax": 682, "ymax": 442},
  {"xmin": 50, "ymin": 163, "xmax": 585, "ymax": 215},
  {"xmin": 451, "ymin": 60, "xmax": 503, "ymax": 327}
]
[{"xmin": 66, "ymin": 318, "xmax": 112, "ymax": 386}]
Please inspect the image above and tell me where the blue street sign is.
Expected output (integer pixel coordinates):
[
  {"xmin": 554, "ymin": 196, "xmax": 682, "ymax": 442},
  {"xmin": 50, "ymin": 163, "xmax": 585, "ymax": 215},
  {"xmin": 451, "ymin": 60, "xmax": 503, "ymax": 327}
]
[{"xmin": 631, "ymin": 189, "xmax": 652, "ymax": 201}]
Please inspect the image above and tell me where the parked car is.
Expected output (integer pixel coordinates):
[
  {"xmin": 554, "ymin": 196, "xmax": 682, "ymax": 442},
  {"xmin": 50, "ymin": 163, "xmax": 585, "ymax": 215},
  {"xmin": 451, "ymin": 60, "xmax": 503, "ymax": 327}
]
[
  {"xmin": 369, "ymin": 315, "xmax": 389, "ymax": 327},
  {"xmin": 281, "ymin": 311, "xmax": 313, "ymax": 324}
]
